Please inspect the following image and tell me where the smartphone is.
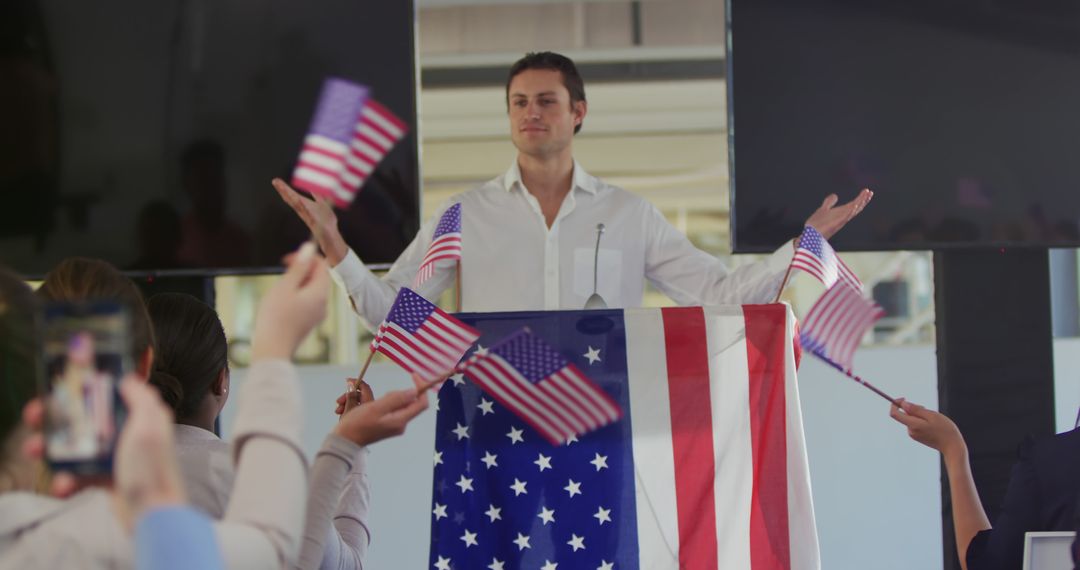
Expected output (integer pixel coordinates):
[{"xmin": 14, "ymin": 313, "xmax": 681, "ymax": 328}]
[{"xmin": 39, "ymin": 301, "xmax": 131, "ymax": 475}]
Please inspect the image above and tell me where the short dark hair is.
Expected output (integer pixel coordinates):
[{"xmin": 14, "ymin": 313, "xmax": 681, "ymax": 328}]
[
  {"xmin": 147, "ymin": 293, "xmax": 228, "ymax": 420},
  {"xmin": 506, "ymin": 51, "xmax": 586, "ymax": 134},
  {"xmin": 37, "ymin": 258, "xmax": 156, "ymax": 367}
]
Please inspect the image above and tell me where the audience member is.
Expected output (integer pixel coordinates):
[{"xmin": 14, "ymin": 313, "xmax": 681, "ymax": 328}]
[
  {"xmin": 146, "ymin": 293, "xmax": 234, "ymax": 518},
  {"xmin": 891, "ymin": 398, "xmax": 1080, "ymax": 570}
]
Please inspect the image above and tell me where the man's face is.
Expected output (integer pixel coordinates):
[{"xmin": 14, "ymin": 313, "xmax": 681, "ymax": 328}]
[{"xmin": 507, "ymin": 69, "xmax": 585, "ymax": 159}]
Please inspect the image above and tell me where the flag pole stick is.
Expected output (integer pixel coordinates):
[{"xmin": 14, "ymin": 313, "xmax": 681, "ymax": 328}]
[
  {"xmin": 814, "ymin": 353, "xmax": 899, "ymax": 406},
  {"xmin": 455, "ymin": 260, "xmax": 462, "ymax": 312},
  {"xmin": 356, "ymin": 348, "xmax": 376, "ymax": 384},
  {"xmin": 773, "ymin": 235, "xmax": 802, "ymax": 303}
]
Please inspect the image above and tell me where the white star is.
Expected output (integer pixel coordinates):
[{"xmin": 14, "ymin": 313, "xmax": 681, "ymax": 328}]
[
  {"xmin": 450, "ymin": 373, "xmax": 465, "ymax": 387},
  {"xmin": 477, "ymin": 398, "xmax": 495, "ymax": 415},
  {"xmin": 541, "ymin": 561, "xmax": 558, "ymax": 570},
  {"xmin": 455, "ymin": 475, "xmax": 474, "ymax": 493},
  {"xmin": 534, "ymin": 453, "xmax": 552, "ymax": 472},
  {"xmin": 564, "ymin": 434, "xmax": 578, "ymax": 445},
  {"xmin": 590, "ymin": 453, "xmax": 609, "ymax": 471},
  {"xmin": 474, "ymin": 344, "xmax": 489, "ymax": 357},
  {"xmin": 433, "ymin": 451, "xmax": 443, "ymax": 466},
  {"xmin": 434, "ymin": 396, "xmax": 440, "ymax": 412},
  {"xmin": 434, "ymin": 555, "xmax": 451, "ymax": 570},
  {"xmin": 564, "ymin": 479, "xmax": 582, "ymax": 498},
  {"xmin": 583, "ymin": 346, "xmax": 601, "ymax": 364},
  {"xmin": 567, "ymin": 534, "xmax": 586, "ymax": 552},
  {"xmin": 597, "ymin": 561, "xmax": 614, "ymax": 570},
  {"xmin": 537, "ymin": 506, "xmax": 555, "ymax": 525},
  {"xmin": 507, "ymin": 426, "xmax": 525, "ymax": 444},
  {"xmin": 487, "ymin": 558, "xmax": 505, "ymax": 570},
  {"xmin": 594, "ymin": 506, "xmax": 612, "ymax": 525},
  {"xmin": 481, "ymin": 451, "xmax": 498, "ymax": 469},
  {"xmin": 484, "ymin": 504, "xmax": 502, "ymax": 522},
  {"xmin": 513, "ymin": 532, "xmax": 531, "ymax": 550},
  {"xmin": 432, "ymin": 503, "xmax": 447, "ymax": 520},
  {"xmin": 452, "ymin": 423, "xmax": 470, "ymax": 441},
  {"xmin": 510, "ymin": 478, "xmax": 528, "ymax": 496},
  {"xmin": 460, "ymin": 529, "xmax": 478, "ymax": 548}
]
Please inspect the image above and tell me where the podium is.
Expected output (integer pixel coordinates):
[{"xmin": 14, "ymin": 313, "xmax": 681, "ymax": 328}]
[{"xmin": 429, "ymin": 304, "xmax": 819, "ymax": 570}]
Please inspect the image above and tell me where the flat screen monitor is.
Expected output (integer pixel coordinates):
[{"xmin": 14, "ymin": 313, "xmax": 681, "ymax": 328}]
[
  {"xmin": 1, "ymin": 0, "xmax": 419, "ymax": 277},
  {"xmin": 728, "ymin": 0, "xmax": 1080, "ymax": 252}
]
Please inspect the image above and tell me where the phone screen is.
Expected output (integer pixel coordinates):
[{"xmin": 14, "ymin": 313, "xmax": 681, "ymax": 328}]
[{"xmin": 40, "ymin": 301, "xmax": 131, "ymax": 475}]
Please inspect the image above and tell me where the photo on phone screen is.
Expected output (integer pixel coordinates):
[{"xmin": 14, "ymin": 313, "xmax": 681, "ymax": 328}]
[{"xmin": 40, "ymin": 301, "xmax": 131, "ymax": 475}]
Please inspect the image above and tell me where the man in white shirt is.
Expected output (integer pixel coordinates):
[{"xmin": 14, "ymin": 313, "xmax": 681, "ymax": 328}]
[{"xmin": 273, "ymin": 52, "xmax": 872, "ymax": 330}]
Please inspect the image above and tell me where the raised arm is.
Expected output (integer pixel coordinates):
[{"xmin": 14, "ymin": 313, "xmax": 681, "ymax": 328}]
[
  {"xmin": 273, "ymin": 178, "xmax": 456, "ymax": 329},
  {"xmin": 890, "ymin": 399, "xmax": 990, "ymax": 570},
  {"xmin": 216, "ymin": 242, "xmax": 332, "ymax": 569},
  {"xmin": 296, "ymin": 378, "xmax": 429, "ymax": 570},
  {"xmin": 645, "ymin": 189, "xmax": 873, "ymax": 306}
]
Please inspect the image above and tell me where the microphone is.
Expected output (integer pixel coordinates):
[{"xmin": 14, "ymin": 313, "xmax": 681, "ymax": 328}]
[{"xmin": 584, "ymin": 223, "xmax": 608, "ymax": 309}]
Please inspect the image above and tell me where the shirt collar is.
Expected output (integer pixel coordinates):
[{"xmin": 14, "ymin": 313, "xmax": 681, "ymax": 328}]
[{"xmin": 502, "ymin": 159, "xmax": 599, "ymax": 196}]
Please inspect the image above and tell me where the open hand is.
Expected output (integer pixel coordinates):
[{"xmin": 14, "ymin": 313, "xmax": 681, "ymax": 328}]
[
  {"xmin": 334, "ymin": 375, "xmax": 429, "ymax": 446},
  {"xmin": 272, "ymin": 178, "xmax": 348, "ymax": 265},
  {"xmin": 804, "ymin": 188, "xmax": 873, "ymax": 239}
]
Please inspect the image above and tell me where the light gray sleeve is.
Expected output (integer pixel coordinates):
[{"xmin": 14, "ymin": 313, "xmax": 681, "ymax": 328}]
[
  {"xmin": 215, "ymin": 359, "xmax": 309, "ymax": 570},
  {"xmin": 295, "ymin": 434, "xmax": 371, "ymax": 570},
  {"xmin": 643, "ymin": 203, "xmax": 795, "ymax": 306},
  {"xmin": 328, "ymin": 201, "xmax": 459, "ymax": 331}
]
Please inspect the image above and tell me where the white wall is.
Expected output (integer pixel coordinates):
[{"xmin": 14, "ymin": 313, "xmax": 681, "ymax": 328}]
[{"xmin": 221, "ymin": 344, "xmax": 949, "ymax": 570}]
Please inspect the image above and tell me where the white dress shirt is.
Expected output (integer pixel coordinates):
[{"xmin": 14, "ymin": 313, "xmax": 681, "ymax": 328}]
[{"xmin": 330, "ymin": 160, "xmax": 795, "ymax": 330}]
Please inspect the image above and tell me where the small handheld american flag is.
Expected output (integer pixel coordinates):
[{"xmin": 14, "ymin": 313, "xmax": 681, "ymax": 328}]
[
  {"xmin": 792, "ymin": 225, "xmax": 863, "ymax": 291},
  {"xmin": 413, "ymin": 203, "xmax": 462, "ymax": 288},
  {"xmin": 291, "ymin": 79, "xmax": 408, "ymax": 207},
  {"xmin": 370, "ymin": 287, "xmax": 479, "ymax": 382},
  {"xmin": 801, "ymin": 282, "xmax": 885, "ymax": 373},
  {"xmin": 458, "ymin": 328, "xmax": 623, "ymax": 445},
  {"xmin": 338, "ymin": 100, "xmax": 408, "ymax": 203},
  {"xmin": 291, "ymin": 78, "xmax": 369, "ymax": 205}
]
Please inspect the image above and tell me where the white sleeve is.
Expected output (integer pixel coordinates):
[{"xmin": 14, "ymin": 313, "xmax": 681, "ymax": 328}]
[
  {"xmin": 215, "ymin": 359, "xmax": 309, "ymax": 570},
  {"xmin": 294, "ymin": 434, "xmax": 370, "ymax": 570},
  {"xmin": 329, "ymin": 201, "xmax": 460, "ymax": 331},
  {"xmin": 643, "ymin": 204, "xmax": 795, "ymax": 306}
]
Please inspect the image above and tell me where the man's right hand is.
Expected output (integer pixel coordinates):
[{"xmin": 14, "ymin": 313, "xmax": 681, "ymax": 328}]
[{"xmin": 272, "ymin": 178, "xmax": 349, "ymax": 266}]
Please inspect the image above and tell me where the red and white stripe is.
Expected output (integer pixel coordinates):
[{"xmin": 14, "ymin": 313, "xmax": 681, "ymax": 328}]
[
  {"xmin": 374, "ymin": 310, "xmax": 479, "ymax": 382},
  {"xmin": 791, "ymin": 251, "xmax": 862, "ymax": 292},
  {"xmin": 292, "ymin": 134, "xmax": 351, "ymax": 203},
  {"xmin": 802, "ymin": 284, "xmax": 884, "ymax": 372},
  {"xmin": 625, "ymin": 304, "xmax": 818, "ymax": 570},
  {"xmin": 334, "ymin": 101, "xmax": 408, "ymax": 203},
  {"xmin": 463, "ymin": 356, "xmax": 621, "ymax": 445},
  {"xmin": 413, "ymin": 232, "xmax": 462, "ymax": 287}
]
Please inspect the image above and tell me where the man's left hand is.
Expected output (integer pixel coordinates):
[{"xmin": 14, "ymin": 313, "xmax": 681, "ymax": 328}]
[{"xmin": 804, "ymin": 188, "xmax": 873, "ymax": 239}]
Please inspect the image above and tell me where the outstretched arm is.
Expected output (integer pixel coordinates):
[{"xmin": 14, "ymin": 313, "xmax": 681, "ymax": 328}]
[{"xmin": 890, "ymin": 398, "xmax": 990, "ymax": 570}]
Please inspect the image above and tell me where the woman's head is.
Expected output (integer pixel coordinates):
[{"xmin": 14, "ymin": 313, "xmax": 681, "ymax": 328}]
[
  {"xmin": 36, "ymin": 258, "xmax": 156, "ymax": 376},
  {"xmin": 146, "ymin": 293, "xmax": 228, "ymax": 422},
  {"xmin": 0, "ymin": 267, "xmax": 39, "ymax": 476}
]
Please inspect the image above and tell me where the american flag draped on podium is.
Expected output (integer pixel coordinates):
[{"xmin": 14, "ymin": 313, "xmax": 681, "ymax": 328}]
[{"xmin": 430, "ymin": 305, "xmax": 819, "ymax": 570}]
